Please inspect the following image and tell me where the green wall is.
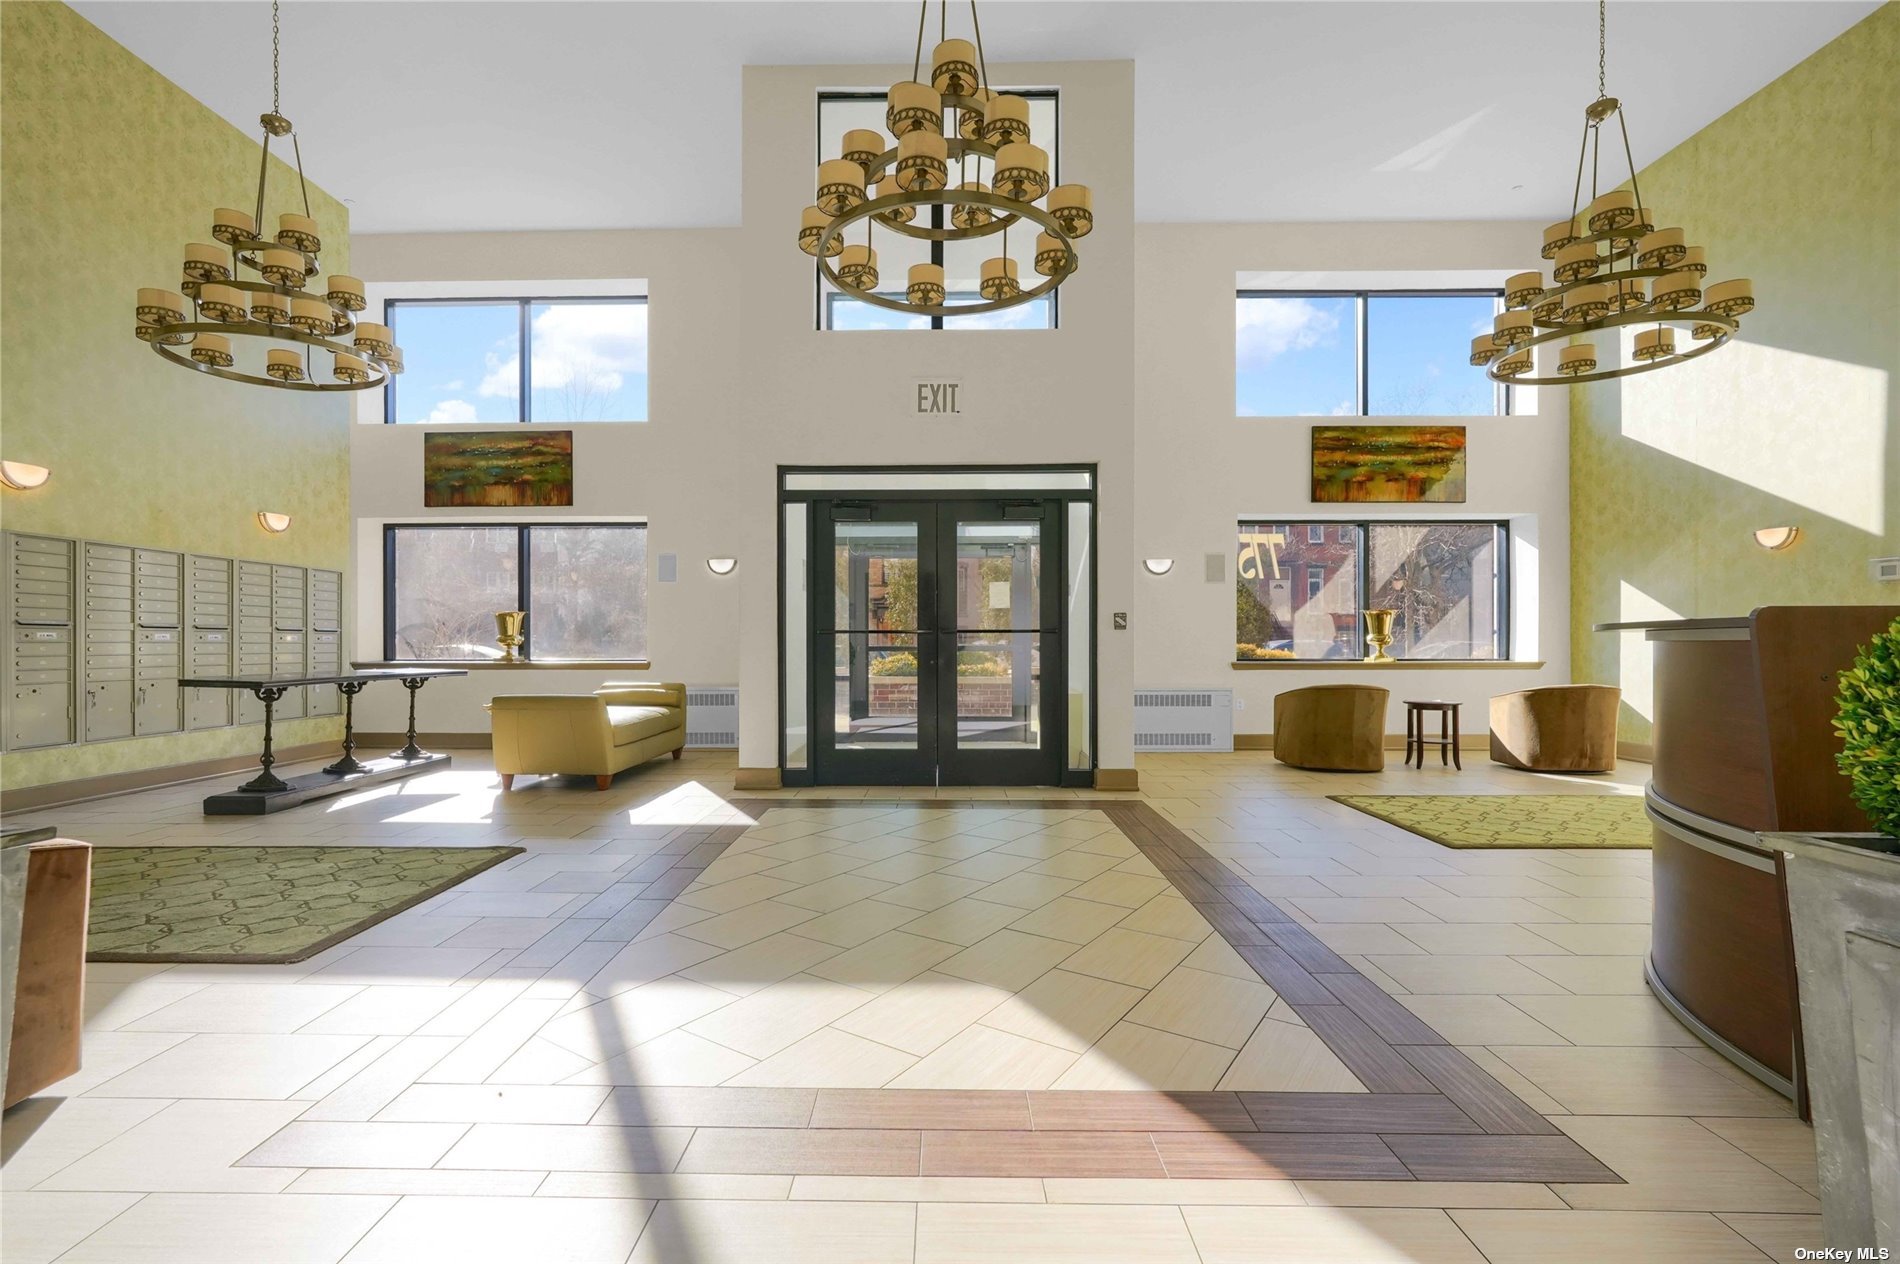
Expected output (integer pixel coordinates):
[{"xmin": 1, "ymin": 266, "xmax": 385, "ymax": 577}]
[
  {"xmin": 1, "ymin": 2, "xmax": 352, "ymax": 789},
  {"xmin": 1571, "ymin": 3, "xmax": 1900, "ymax": 744}
]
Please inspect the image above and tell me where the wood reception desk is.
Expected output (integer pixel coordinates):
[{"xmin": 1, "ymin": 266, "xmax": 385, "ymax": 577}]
[{"xmin": 1595, "ymin": 606, "xmax": 1897, "ymax": 1112}]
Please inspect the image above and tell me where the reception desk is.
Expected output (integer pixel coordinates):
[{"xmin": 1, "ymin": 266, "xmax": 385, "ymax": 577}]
[{"xmin": 1596, "ymin": 607, "xmax": 1897, "ymax": 1111}]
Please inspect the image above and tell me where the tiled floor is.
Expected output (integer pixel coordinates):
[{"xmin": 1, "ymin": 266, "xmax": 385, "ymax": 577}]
[{"xmin": 1, "ymin": 750, "xmax": 1820, "ymax": 1262}]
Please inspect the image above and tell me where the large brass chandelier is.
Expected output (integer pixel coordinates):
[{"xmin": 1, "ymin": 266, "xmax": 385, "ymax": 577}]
[
  {"xmin": 1473, "ymin": 0, "xmax": 1754, "ymax": 386},
  {"xmin": 798, "ymin": 0, "xmax": 1094, "ymax": 318},
  {"xmin": 133, "ymin": 1, "xmax": 401, "ymax": 391}
]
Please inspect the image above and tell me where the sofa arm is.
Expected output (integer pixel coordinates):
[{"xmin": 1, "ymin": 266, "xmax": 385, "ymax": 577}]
[
  {"xmin": 486, "ymin": 695, "xmax": 615, "ymax": 776},
  {"xmin": 594, "ymin": 682, "xmax": 685, "ymax": 708}
]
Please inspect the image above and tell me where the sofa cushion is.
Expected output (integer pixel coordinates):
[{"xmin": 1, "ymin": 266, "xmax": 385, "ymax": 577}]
[{"xmin": 606, "ymin": 704, "xmax": 680, "ymax": 746}]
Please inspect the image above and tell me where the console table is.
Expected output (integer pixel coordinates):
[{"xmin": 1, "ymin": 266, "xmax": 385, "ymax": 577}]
[
  {"xmin": 180, "ymin": 669, "xmax": 466, "ymax": 815},
  {"xmin": 1594, "ymin": 606, "xmax": 1897, "ymax": 1115}
]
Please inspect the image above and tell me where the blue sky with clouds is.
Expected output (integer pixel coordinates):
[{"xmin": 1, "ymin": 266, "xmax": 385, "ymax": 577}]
[
  {"xmin": 390, "ymin": 300, "xmax": 649, "ymax": 424},
  {"xmin": 1236, "ymin": 293, "xmax": 1498, "ymax": 417}
]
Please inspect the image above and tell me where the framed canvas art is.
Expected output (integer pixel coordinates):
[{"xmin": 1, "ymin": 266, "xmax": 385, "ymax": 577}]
[
  {"xmin": 423, "ymin": 430, "xmax": 574, "ymax": 507},
  {"xmin": 1311, "ymin": 425, "xmax": 1467, "ymax": 503}
]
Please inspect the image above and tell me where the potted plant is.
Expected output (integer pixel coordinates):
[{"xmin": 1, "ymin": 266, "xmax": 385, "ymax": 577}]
[{"xmin": 1834, "ymin": 614, "xmax": 1900, "ymax": 839}]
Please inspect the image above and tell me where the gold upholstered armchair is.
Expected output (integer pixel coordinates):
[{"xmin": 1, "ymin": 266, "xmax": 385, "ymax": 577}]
[{"xmin": 486, "ymin": 682, "xmax": 687, "ymax": 790}]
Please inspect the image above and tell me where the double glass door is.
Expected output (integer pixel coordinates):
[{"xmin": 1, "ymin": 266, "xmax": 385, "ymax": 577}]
[{"xmin": 813, "ymin": 498, "xmax": 1061, "ymax": 785}]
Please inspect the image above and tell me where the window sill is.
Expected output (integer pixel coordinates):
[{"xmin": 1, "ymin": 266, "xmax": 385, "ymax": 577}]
[
  {"xmin": 352, "ymin": 660, "xmax": 653, "ymax": 672},
  {"xmin": 1231, "ymin": 659, "xmax": 1546, "ymax": 671}
]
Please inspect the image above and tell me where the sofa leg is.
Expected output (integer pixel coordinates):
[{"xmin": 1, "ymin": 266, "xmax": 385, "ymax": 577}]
[
  {"xmin": 596, "ymin": 775, "xmax": 613, "ymax": 791},
  {"xmin": 500, "ymin": 774, "xmax": 514, "ymax": 791},
  {"xmin": 672, "ymin": 747, "xmax": 683, "ymax": 760}
]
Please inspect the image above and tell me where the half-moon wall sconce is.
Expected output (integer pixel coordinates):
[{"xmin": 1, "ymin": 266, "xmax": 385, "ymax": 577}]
[
  {"xmin": 0, "ymin": 461, "xmax": 52, "ymax": 491},
  {"xmin": 1752, "ymin": 526, "xmax": 1799, "ymax": 551},
  {"xmin": 1142, "ymin": 558, "xmax": 1174, "ymax": 575},
  {"xmin": 707, "ymin": 557, "xmax": 738, "ymax": 575},
  {"xmin": 257, "ymin": 511, "xmax": 294, "ymax": 534}
]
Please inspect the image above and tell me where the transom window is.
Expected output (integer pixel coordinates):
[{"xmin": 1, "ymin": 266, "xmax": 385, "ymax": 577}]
[
  {"xmin": 1236, "ymin": 290, "xmax": 1508, "ymax": 417},
  {"xmin": 1236, "ymin": 520, "xmax": 1508, "ymax": 661},
  {"xmin": 817, "ymin": 90, "xmax": 1058, "ymax": 331},
  {"xmin": 385, "ymin": 524, "xmax": 648, "ymax": 662},
  {"xmin": 386, "ymin": 297, "xmax": 648, "ymax": 424}
]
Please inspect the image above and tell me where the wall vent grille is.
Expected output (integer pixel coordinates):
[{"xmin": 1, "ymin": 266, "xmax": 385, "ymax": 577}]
[{"xmin": 1130, "ymin": 689, "xmax": 1233, "ymax": 752}]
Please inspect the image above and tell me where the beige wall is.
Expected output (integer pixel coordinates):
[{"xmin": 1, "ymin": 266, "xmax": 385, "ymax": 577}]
[
  {"xmin": 0, "ymin": 2, "xmax": 350, "ymax": 790},
  {"xmin": 1571, "ymin": 4, "xmax": 1900, "ymax": 743},
  {"xmin": 1131, "ymin": 222, "xmax": 1573, "ymax": 734}
]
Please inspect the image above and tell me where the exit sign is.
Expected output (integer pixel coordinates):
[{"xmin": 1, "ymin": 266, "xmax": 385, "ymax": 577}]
[{"xmin": 914, "ymin": 381, "xmax": 962, "ymax": 415}]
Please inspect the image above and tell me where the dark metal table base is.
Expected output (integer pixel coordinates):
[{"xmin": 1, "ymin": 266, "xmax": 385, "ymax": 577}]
[{"xmin": 203, "ymin": 752, "xmax": 452, "ymax": 816}]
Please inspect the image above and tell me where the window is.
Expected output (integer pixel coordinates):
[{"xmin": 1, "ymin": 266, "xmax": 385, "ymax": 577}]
[
  {"xmin": 1236, "ymin": 521, "xmax": 1507, "ymax": 661},
  {"xmin": 386, "ymin": 524, "xmax": 647, "ymax": 661},
  {"xmin": 817, "ymin": 91, "xmax": 1058, "ymax": 331},
  {"xmin": 1236, "ymin": 291, "xmax": 1506, "ymax": 417},
  {"xmin": 386, "ymin": 297, "xmax": 647, "ymax": 424}
]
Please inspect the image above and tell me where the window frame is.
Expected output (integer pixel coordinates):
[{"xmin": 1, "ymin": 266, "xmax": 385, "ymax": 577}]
[
  {"xmin": 1235, "ymin": 517, "xmax": 1512, "ymax": 663},
  {"xmin": 1235, "ymin": 289, "xmax": 1511, "ymax": 417},
  {"xmin": 816, "ymin": 89, "xmax": 1060, "ymax": 333},
  {"xmin": 382, "ymin": 295, "xmax": 649, "ymax": 425},
  {"xmin": 383, "ymin": 522, "xmax": 650, "ymax": 663}
]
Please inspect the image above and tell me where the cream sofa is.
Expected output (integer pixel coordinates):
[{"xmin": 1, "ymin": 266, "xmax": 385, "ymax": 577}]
[{"xmin": 487, "ymin": 682, "xmax": 687, "ymax": 790}]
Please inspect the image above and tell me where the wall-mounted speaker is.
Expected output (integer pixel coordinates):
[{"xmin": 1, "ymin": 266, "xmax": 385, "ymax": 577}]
[{"xmin": 657, "ymin": 552, "xmax": 678, "ymax": 583}]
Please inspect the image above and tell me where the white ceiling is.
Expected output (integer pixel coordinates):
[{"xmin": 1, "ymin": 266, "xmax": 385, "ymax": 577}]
[{"xmin": 73, "ymin": 0, "xmax": 1877, "ymax": 234}]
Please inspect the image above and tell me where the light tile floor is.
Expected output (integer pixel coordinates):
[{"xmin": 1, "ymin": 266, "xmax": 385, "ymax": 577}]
[{"xmin": 1, "ymin": 750, "xmax": 1820, "ymax": 1262}]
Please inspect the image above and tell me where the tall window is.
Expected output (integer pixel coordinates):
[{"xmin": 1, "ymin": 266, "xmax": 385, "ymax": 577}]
[
  {"xmin": 386, "ymin": 524, "xmax": 647, "ymax": 661},
  {"xmin": 816, "ymin": 91, "xmax": 1058, "ymax": 331},
  {"xmin": 386, "ymin": 297, "xmax": 648, "ymax": 424},
  {"xmin": 1237, "ymin": 521, "xmax": 1507, "ymax": 661},
  {"xmin": 1236, "ymin": 291, "xmax": 1506, "ymax": 417}
]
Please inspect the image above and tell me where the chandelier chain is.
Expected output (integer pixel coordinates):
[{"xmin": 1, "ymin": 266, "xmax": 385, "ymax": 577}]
[
  {"xmin": 272, "ymin": 0, "xmax": 281, "ymax": 114},
  {"xmin": 1597, "ymin": 0, "xmax": 1606, "ymax": 99}
]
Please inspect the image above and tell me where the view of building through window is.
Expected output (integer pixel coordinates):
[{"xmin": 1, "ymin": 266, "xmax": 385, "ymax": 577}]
[
  {"xmin": 1237, "ymin": 520, "xmax": 1505, "ymax": 660},
  {"xmin": 388, "ymin": 524, "xmax": 647, "ymax": 661},
  {"xmin": 387, "ymin": 297, "xmax": 648, "ymax": 423},
  {"xmin": 1236, "ymin": 291, "xmax": 1504, "ymax": 417}
]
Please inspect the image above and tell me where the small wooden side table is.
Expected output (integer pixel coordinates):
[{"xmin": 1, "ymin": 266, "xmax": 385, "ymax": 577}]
[{"xmin": 1404, "ymin": 700, "xmax": 1462, "ymax": 770}]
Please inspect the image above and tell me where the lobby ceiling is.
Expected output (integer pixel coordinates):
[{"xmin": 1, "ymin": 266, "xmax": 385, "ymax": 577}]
[{"xmin": 73, "ymin": 0, "xmax": 1878, "ymax": 234}]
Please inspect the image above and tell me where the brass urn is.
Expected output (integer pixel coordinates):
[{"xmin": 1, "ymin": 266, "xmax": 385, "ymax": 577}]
[
  {"xmin": 1363, "ymin": 609, "xmax": 1397, "ymax": 663},
  {"xmin": 495, "ymin": 610, "xmax": 526, "ymax": 663}
]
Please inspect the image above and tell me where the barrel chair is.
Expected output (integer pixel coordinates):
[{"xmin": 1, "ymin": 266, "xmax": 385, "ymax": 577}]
[
  {"xmin": 1489, "ymin": 684, "xmax": 1621, "ymax": 773},
  {"xmin": 1272, "ymin": 684, "xmax": 1390, "ymax": 772}
]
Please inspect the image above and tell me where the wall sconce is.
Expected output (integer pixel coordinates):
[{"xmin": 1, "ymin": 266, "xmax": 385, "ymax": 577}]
[
  {"xmin": 707, "ymin": 557, "xmax": 738, "ymax": 575},
  {"xmin": 257, "ymin": 511, "xmax": 294, "ymax": 534},
  {"xmin": 1753, "ymin": 526, "xmax": 1799, "ymax": 551},
  {"xmin": 1142, "ymin": 558, "xmax": 1174, "ymax": 575},
  {"xmin": 0, "ymin": 461, "xmax": 52, "ymax": 491}
]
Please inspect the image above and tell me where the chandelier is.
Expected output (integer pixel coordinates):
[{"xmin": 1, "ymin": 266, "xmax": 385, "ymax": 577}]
[
  {"xmin": 1473, "ymin": 0, "xmax": 1754, "ymax": 386},
  {"xmin": 799, "ymin": 0, "xmax": 1095, "ymax": 318},
  {"xmin": 133, "ymin": 1, "xmax": 401, "ymax": 391}
]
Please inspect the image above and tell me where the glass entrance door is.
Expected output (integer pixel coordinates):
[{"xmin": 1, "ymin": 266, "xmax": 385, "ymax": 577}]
[{"xmin": 811, "ymin": 498, "xmax": 1062, "ymax": 786}]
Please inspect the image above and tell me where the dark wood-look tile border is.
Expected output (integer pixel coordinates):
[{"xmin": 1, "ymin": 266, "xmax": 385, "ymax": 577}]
[{"xmin": 612, "ymin": 797, "xmax": 1624, "ymax": 1185}]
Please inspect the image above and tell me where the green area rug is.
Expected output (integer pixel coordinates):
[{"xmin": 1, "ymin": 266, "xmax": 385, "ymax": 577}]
[
  {"xmin": 1330, "ymin": 795, "xmax": 1650, "ymax": 850},
  {"xmin": 87, "ymin": 845, "xmax": 522, "ymax": 963}
]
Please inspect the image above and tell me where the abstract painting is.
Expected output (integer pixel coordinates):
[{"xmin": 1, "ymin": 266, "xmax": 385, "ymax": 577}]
[
  {"xmin": 423, "ymin": 430, "xmax": 573, "ymax": 507},
  {"xmin": 1311, "ymin": 425, "xmax": 1467, "ymax": 503}
]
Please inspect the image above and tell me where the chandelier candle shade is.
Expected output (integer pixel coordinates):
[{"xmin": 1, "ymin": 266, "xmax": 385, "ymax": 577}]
[
  {"xmin": 1474, "ymin": 0, "xmax": 1755, "ymax": 386},
  {"xmin": 799, "ymin": 0, "xmax": 1095, "ymax": 318},
  {"xmin": 132, "ymin": 1, "xmax": 400, "ymax": 392}
]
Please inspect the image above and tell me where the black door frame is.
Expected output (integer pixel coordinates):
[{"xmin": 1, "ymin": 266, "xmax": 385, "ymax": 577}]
[{"xmin": 779, "ymin": 465, "xmax": 1096, "ymax": 789}]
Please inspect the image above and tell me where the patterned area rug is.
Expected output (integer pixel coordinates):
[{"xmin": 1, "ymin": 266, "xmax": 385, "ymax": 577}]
[
  {"xmin": 86, "ymin": 845, "xmax": 522, "ymax": 963},
  {"xmin": 1329, "ymin": 794, "xmax": 1650, "ymax": 850}
]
